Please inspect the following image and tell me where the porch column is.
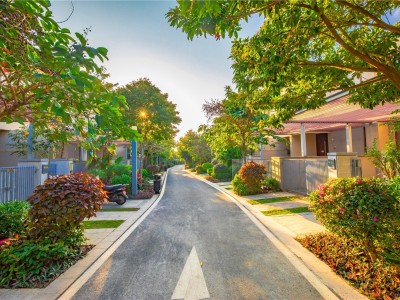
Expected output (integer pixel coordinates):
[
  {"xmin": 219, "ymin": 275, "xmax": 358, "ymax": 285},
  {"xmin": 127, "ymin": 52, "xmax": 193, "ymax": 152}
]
[
  {"xmin": 346, "ymin": 124, "xmax": 353, "ymax": 152},
  {"xmin": 300, "ymin": 123, "xmax": 307, "ymax": 157}
]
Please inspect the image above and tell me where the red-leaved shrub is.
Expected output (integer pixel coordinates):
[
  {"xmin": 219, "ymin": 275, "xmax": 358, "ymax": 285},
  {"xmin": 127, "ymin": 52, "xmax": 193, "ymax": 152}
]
[
  {"xmin": 27, "ymin": 173, "xmax": 107, "ymax": 243},
  {"xmin": 237, "ymin": 161, "xmax": 266, "ymax": 195}
]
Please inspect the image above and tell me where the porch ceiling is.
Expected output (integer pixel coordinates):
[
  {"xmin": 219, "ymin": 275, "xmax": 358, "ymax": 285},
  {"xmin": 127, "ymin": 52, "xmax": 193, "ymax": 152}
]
[{"xmin": 277, "ymin": 95, "xmax": 400, "ymax": 134}]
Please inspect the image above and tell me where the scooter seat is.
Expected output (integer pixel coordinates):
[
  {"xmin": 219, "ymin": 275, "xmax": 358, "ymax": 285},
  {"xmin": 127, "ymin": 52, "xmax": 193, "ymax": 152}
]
[{"xmin": 104, "ymin": 184, "xmax": 125, "ymax": 191}]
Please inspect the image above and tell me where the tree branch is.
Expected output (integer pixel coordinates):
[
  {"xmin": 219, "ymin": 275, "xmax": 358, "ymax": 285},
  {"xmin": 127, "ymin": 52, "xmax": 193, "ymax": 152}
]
[
  {"xmin": 296, "ymin": 61, "xmax": 377, "ymax": 73},
  {"xmin": 337, "ymin": 0, "xmax": 400, "ymax": 35}
]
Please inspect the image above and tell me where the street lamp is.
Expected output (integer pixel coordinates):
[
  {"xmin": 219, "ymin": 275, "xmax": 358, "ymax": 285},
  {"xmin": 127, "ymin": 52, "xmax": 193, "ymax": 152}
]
[{"xmin": 131, "ymin": 126, "xmax": 138, "ymax": 196}]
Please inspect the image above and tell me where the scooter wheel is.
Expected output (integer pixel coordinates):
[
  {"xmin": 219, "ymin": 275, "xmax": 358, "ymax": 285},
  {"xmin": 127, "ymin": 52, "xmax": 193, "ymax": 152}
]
[{"xmin": 116, "ymin": 195, "xmax": 127, "ymax": 205}]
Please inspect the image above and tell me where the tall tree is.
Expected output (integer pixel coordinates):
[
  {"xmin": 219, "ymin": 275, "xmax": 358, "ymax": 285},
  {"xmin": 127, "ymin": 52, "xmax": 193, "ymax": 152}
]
[
  {"xmin": 118, "ymin": 78, "xmax": 181, "ymax": 170},
  {"xmin": 0, "ymin": 0, "xmax": 136, "ymax": 149},
  {"xmin": 201, "ymin": 87, "xmax": 272, "ymax": 163},
  {"xmin": 167, "ymin": 1, "xmax": 400, "ymax": 124},
  {"xmin": 177, "ymin": 130, "xmax": 212, "ymax": 166}
]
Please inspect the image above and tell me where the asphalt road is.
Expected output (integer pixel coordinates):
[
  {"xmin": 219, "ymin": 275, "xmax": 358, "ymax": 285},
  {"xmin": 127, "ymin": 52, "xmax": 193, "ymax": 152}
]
[{"xmin": 72, "ymin": 166, "xmax": 323, "ymax": 300}]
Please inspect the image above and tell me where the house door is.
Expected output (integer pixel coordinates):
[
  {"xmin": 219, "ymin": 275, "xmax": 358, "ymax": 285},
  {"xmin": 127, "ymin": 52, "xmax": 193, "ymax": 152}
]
[{"xmin": 316, "ymin": 133, "xmax": 328, "ymax": 156}]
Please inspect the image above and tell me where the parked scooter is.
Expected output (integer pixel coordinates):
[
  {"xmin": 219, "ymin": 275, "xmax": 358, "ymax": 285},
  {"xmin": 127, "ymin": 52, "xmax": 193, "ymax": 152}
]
[{"xmin": 104, "ymin": 184, "xmax": 128, "ymax": 205}]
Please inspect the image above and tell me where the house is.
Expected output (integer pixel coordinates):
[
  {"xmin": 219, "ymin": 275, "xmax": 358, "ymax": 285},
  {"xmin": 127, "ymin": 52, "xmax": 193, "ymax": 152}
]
[
  {"xmin": 0, "ymin": 122, "xmax": 131, "ymax": 168},
  {"xmin": 246, "ymin": 91, "xmax": 400, "ymax": 194}
]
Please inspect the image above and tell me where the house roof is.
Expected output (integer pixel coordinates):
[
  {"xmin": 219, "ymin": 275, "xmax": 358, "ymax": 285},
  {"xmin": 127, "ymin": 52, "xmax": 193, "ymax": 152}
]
[{"xmin": 278, "ymin": 95, "xmax": 400, "ymax": 134}]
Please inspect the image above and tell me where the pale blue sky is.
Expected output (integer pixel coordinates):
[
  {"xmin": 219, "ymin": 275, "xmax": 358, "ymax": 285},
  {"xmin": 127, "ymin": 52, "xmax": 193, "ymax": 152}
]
[{"xmin": 50, "ymin": 0, "xmax": 262, "ymax": 139}]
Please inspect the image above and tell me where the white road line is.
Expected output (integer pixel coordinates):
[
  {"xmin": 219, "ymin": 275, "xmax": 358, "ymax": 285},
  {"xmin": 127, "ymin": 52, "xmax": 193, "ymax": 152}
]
[{"xmin": 171, "ymin": 247, "xmax": 210, "ymax": 300}]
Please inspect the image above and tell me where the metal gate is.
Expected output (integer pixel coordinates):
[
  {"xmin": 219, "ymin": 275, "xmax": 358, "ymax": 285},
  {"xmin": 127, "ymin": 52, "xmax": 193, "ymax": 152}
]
[
  {"xmin": 0, "ymin": 166, "xmax": 35, "ymax": 203},
  {"xmin": 281, "ymin": 159, "xmax": 328, "ymax": 194}
]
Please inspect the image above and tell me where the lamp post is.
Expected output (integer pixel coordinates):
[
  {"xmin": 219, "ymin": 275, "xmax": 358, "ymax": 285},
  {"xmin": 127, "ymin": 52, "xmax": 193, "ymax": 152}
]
[{"xmin": 131, "ymin": 126, "xmax": 138, "ymax": 196}]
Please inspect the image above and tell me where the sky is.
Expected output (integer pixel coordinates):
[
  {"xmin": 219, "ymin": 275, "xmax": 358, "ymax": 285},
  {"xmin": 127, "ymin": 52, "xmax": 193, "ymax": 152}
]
[{"xmin": 50, "ymin": 0, "xmax": 262, "ymax": 139}]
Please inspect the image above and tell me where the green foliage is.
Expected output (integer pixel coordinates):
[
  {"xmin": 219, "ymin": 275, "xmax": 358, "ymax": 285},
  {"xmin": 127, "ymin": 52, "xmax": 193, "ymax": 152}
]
[
  {"xmin": 261, "ymin": 178, "xmax": 281, "ymax": 193},
  {"xmin": 0, "ymin": 201, "xmax": 30, "ymax": 239},
  {"xmin": 238, "ymin": 161, "xmax": 266, "ymax": 195},
  {"xmin": 212, "ymin": 163, "xmax": 231, "ymax": 180},
  {"xmin": 202, "ymin": 162, "xmax": 213, "ymax": 171},
  {"xmin": 195, "ymin": 165, "xmax": 206, "ymax": 174},
  {"xmin": 310, "ymin": 177, "xmax": 400, "ymax": 262},
  {"xmin": 107, "ymin": 163, "xmax": 132, "ymax": 179},
  {"xmin": 142, "ymin": 168, "xmax": 150, "ymax": 179},
  {"xmin": 207, "ymin": 168, "xmax": 213, "ymax": 176},
  {"xmin": 0, "ymin": 238, "xmax": 87, "ymax": 288},
  {"xmin": 27, "ymin": 173, "xmax": 107, "ymax": 243},
  {"xmin": 298, "ymin": 233, "xmax": 400, "ymax": 299},
  {"xmin": 200, "ymin": 91, "xmax": 273, "ymax": 164},
  {"xmin": 367, "ymin": 137, "xmax": 400, "ymax": 180},
  {"xmin": 87, "ymin": 168, "xmax": 107, "ymax": 181},
  {"xmin": 177, "ymin": 130, "xmax": 212, "ymax": 166},
  {"xmin": 1, "ymin": 0, "xmax": 137, "ymax": 146},
  {"xmin": 111, "ymin": 174, "xmax": 131, "ymax": 185},
  {"xmin": 167, "ymin": 1, "xmax": 400, "ymax": 126},
  {"xmin": 232, "ymin": 174, "xmax": 250, "ymax": 196}
]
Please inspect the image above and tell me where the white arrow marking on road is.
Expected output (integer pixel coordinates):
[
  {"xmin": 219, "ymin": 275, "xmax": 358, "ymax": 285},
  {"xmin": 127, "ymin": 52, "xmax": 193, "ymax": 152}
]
[{"xmin": 171, "ymin": 247, "xmax": 210, "ymax": 300}]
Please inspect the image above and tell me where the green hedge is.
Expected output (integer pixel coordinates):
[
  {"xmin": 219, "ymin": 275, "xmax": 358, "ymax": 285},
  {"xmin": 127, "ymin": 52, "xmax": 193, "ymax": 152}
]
[{"xmin": 0, "ymin": 201, "xmax": 30, "ymax": 239}]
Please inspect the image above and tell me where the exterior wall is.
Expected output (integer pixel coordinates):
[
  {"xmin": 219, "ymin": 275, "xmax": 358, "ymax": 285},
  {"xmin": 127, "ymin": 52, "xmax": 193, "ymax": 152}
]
[
  {"xmin": 0, "ymin": 130, "xmax": 23, "ymax": 167},
  {"xmin": 328, "ymin": 130, "xmax": 347, "ymax": 152},
  {"xmin": 352, "ymin": 127, "xmax": 365, "ymax": 154},
  {"xmin": 290, "ymin": 135, "xmax": 301, "ymax": 157},
  {"xmin": 365, "ymin": 123, "xmax": 378, "ymax": 150},
  {"xmin": 378, "ymin": 123, "xmax": 390, "ymax": 150},
  {"xmin": 289, "ymin": 133, "xmax": 317, "ymax": 157},
  {"xmin": 63, "ymin": 144, "xmax": 80, "ymax": 160},
  {"xmin": 260, "ymin": 138, "xmax": 289, "ymax": 159},
  {"xmin": 306, "ymin": 133, "xmax": 317, "ymax": 156},
  {"xmin": 116, "ymin": 144, "xmax": 129, "ymax": 161}
]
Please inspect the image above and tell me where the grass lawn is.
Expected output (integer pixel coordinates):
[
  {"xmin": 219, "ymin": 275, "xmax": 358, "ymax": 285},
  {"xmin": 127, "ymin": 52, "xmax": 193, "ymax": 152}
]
[
  {"xmin": 262, "ymin": 206, "xmax": 309, "ymax": 216},
  {"xmin": 225, "ymin": 187, "xmax": 232, "ymax": 190},
  {"xmin": 248, "ymin": 196, "xmax": 299, "ymax": 205},
  {"xmin": 100, "ymin": 208, "xmax": 139, "ymax": 212},
  {"xmin": 82, "ymin": 220, "xmax": 125, "ymax": 229}
]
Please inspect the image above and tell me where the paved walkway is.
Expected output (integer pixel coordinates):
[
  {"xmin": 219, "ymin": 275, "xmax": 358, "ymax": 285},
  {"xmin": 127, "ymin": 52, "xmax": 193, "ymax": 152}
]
[{"xmin": 215, "ymin": 181, "xmax": 325, "ymax": 237}]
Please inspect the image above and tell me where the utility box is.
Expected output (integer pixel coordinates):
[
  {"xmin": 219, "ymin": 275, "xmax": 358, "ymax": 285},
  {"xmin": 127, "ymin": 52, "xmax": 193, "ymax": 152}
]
[
  {"xmin": 18, "ymin": 159, "xmax": 48, "ymax": 187},
  {"xmin": 49, "ymin": 159, "xmax": 73, "ymax": 176},
  {"xmin": 327, "ymin": 152, "xmax": 358, "ymax": 178}
]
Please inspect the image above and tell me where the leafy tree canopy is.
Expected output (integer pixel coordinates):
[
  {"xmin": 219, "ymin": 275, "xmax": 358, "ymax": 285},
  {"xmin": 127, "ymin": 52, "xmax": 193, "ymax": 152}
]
[
  {"xmin": 0, "ymin": 0, "xmax": 137, "ymax": 143},
  {"xmin": 118, "ymin": 78, "xmax": 181, "ymax": 142},
  {"xmin": 177, "ymin": 130, "xmax": 211, "ymax": 165},
  {"xmin": 167, "ymin": 0, "xmax": 400, "ymax": 124},
  {"xmin": 201, "ymin": 86, "xmax": 274, "ymax": 163}
]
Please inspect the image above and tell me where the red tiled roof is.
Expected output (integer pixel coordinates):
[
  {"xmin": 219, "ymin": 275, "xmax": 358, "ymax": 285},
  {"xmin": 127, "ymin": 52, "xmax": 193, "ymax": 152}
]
[{"xmin": 278, "ymin": 95, "xmax": 400, "ymax": 134}]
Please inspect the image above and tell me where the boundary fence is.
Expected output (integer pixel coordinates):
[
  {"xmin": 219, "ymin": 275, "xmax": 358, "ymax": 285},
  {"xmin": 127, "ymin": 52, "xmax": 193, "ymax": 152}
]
[{"xmin": 0, "ymin": 166, "xmax": 35, "ymax": 203}]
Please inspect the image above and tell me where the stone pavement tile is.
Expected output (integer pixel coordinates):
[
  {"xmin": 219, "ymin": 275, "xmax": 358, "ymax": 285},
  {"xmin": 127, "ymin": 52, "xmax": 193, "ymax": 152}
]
[
  {"xmin": 88, "ymin": 212, "xmax": 133, "ymax": 220},
  {"xmin": 257, "ymin": 200, "xmax": 309, "ymax": 211},
  {"xmin": 245, "ymin": 192, "xmax": 296, "ymax": 200},
  {"xmin": 0, "ymin": 290, "xmax": 41, "ymax": 300},
  {"xmin": 268, "ymin": 214, "xmax": 326, "ymax": 237}
]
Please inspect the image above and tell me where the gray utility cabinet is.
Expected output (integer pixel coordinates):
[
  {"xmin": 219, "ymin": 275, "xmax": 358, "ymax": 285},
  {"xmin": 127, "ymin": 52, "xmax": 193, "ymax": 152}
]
[{"xmin": 327, "ymin": 152, "xmax": 358, "ymax": 178}]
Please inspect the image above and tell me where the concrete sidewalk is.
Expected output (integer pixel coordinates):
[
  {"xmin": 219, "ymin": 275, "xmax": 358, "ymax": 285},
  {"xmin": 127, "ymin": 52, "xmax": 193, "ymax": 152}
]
[
  {"xmin": 0, "ymin": 174, "xmax": 167, "ymax": 300},
  {"xmin": 214, "ymin": 181, "xmax": 326, "ymax": 238}
]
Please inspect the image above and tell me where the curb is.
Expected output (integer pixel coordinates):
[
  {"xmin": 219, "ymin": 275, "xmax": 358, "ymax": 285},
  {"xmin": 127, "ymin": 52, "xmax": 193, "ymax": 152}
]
[{"xmin": 187, "ymin": 171, "xmax": 367, "ymax": 300}]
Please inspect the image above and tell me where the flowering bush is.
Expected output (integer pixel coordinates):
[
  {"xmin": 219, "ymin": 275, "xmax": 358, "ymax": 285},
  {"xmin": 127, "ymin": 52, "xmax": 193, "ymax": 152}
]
[
  {"xmin": 236, "ymin": 161, "xmax": 266, "ymax": 195},
  {"xmin": 310, "ymin": 177, "xmax": 400, "ymax": 262}
]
